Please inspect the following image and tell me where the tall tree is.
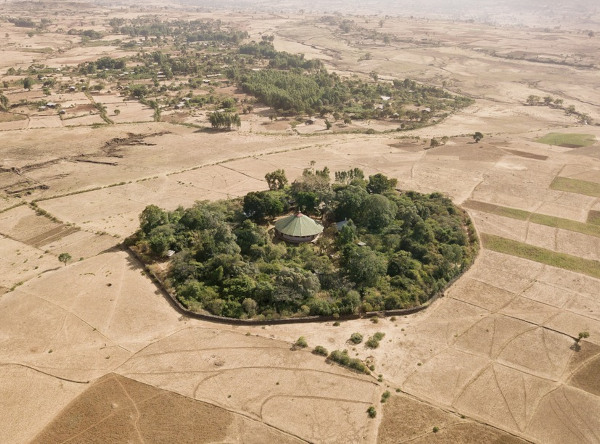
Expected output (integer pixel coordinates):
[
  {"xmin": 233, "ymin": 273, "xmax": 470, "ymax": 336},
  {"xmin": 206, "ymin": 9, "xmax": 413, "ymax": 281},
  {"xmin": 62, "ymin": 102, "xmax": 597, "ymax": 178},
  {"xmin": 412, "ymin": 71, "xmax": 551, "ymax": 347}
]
[
  {"xmin": 209, "ymin": 111, "xmax": 241, "ymax": 130},
  {"xmin": 342, "ymin": 246, "xmax": 387, "ymax": 287},
  {"xmin": 58, "ymin": 252, "xmax": 72, "ymax": 266},
  {"xmin": 367, "ymin": 173, "xmax": 397, "ymax": 194},
  {"xmin": 140, "ymin": 205, "xmax": 169, "ymax": 235},
  {"xmin": 265, "ymin": 169, "xmax": 288, "ymax": 190}
]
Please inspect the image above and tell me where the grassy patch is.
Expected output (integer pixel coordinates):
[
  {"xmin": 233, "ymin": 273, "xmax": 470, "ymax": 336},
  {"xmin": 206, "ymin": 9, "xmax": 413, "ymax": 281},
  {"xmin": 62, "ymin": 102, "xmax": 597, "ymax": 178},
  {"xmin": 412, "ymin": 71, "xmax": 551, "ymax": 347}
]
[
  {"xmin": 536, "ymin": 133, "xmax": 596, "ymax": 148},
  {"xmin": 464, "ymin": 200, "xmax": 600, "ymax": 238},
  {"xmin": 529, "ymin": 213, "xmax": 600, "ymax": 238},
  {"xmin": 588, "ymin": 210, "xmax": 600, "ymax": 226},
  {"xmin": 550, "ymin": 177, "xmax": 600, "ymax": 197},
  {"xmin": 481, "ymin": 233, "xmax": 600, "ymax": 279},
  {"xmin": 463, "ymin": 200, "xmax": 529, "ymax": 220}
]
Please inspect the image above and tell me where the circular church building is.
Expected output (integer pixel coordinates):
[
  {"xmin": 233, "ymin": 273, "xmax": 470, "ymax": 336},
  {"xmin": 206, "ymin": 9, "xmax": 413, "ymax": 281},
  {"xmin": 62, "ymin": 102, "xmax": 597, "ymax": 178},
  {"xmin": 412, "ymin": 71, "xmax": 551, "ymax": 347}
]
[{"xmin": 274, "ymin": 212, "xmax": 324, "ymax": 243}]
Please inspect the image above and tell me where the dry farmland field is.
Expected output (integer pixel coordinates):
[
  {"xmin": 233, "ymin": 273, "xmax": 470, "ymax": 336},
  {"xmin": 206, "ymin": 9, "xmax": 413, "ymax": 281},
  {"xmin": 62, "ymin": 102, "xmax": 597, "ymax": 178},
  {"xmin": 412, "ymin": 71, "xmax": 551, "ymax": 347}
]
[{"xmin": 0, "ymin": 1, "xmax": 599, "ymax": 443}]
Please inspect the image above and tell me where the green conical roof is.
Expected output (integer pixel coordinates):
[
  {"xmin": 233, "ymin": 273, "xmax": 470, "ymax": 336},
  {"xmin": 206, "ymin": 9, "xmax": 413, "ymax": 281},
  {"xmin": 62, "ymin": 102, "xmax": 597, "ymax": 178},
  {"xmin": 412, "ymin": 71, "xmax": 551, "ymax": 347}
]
[{"xmin": 274, "ymin": 213, "xmax": 324, "ymax": 237}]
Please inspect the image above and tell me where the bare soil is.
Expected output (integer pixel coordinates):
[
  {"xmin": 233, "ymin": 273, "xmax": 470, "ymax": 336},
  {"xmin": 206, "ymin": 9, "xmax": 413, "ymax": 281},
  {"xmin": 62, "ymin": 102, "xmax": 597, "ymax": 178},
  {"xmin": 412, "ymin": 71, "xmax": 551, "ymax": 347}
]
[
  {"xmin": 378, "ymin": 394, "xmax": 527, "ymax": 443},
  {"xmin": 32, "ymin": 373, "xmax": 303, "ymax": 444}
]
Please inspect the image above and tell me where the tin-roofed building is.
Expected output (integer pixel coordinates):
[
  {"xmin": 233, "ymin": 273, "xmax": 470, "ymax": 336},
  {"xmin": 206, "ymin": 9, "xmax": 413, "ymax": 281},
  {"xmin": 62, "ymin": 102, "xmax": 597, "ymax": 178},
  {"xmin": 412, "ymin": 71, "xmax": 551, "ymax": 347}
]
[{"xmin": 274, "ymin": 213, "xmax": 324, "ymax": 243}]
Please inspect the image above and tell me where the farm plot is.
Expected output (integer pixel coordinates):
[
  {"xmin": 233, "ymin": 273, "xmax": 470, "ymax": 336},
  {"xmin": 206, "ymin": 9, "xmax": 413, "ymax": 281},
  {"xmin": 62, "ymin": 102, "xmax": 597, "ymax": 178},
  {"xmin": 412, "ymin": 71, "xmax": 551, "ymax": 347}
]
[
  {"xmin": 32, "ymin": 373, "xmax": 304, "ymax": 444},
  {"xmin": 117, "ymin": 327, "xmax": 381, "ymax": 444}
]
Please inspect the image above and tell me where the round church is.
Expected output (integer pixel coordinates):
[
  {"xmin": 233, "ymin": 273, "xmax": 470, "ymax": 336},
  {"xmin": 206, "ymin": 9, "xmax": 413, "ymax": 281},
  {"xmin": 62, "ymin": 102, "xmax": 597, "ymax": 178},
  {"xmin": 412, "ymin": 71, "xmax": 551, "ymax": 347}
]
[{"xmin": 274, "ymin": 212, "xmax": 324, "ymax": 243}]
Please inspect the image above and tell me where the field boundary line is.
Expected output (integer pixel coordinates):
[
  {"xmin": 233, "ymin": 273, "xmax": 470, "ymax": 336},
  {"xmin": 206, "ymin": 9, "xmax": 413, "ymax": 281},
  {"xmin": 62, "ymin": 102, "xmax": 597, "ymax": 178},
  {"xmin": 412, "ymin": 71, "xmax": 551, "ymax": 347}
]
[{"xmin": 0, "ymin": 362, "xmax": 90, "ymax": 384}]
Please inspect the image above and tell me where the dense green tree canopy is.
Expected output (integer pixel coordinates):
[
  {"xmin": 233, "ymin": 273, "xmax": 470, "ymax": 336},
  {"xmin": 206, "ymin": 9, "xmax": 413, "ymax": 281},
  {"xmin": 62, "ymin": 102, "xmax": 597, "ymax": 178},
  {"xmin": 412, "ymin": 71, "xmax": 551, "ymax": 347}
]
[{"xmin": 134, "ymin": 168, "xmax": 478, "ymax": 320}]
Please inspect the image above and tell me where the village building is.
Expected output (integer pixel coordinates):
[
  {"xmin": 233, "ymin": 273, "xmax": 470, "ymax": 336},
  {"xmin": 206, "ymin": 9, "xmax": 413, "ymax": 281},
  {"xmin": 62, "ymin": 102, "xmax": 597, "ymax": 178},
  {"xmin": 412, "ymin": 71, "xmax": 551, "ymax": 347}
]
[{"xmin": 274, "ymin": 212, "xmax": 323, "ymax": 243}]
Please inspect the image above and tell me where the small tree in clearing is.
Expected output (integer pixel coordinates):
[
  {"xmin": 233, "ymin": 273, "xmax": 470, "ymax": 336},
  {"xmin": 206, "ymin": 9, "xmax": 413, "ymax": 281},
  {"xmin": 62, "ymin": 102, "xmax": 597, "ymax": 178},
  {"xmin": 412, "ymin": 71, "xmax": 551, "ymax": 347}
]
[
  {"xmin": 265, "ymin": 169, "xmax": 288, "ymax": 190},
  {"xmin": 577, "ymin": 331, "xmax": 590, "ymax": 342},
  {"xmin": 23, "ymin": 77, "xmax": 34, "ymax": 90},
  {"xmin": 473, "ymin": 132, "xmax": 484, "ymax": 143},
  {"xmin": 58, "ymin": 252, "xmax": 72, "ymax": 266}
]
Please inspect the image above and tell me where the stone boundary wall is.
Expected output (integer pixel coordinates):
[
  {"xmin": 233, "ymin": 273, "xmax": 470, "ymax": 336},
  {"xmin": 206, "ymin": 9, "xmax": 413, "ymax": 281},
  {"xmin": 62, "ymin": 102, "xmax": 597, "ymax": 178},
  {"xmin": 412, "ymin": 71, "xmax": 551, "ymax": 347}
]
[{"xmin": 126, "ymin": 241, "xmax": 478, "ymax": 326}]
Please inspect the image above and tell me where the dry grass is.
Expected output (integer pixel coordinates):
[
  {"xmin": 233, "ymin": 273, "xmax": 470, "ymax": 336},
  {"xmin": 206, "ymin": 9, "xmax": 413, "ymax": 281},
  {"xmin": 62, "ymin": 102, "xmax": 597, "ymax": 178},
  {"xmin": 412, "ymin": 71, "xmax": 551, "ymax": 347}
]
[
  {"xmin": 378, "ymin": 394, "xmax": 527, "ymax": 444},
  {"xmin": 31, "ymin": 373, "xmax": 302, "ymax": 443},
  {"xmin": 569, "ymin": 355, "xmax": 600, "ymax": 397},
  {"xmin": 588, "ymin": 210, "xmax": 600, "ymax": 226},
  {"xmin": 0, "ymin": 112, "xmax": 27, "ymax": 123}
]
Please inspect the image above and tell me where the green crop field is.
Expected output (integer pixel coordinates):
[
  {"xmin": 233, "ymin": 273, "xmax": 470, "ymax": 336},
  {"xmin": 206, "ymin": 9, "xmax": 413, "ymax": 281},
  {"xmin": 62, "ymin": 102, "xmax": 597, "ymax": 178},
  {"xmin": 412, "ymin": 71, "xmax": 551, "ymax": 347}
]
[
  {"xmin": 463, "ymin": 200, "xmax": 529, "ymax": 220},
  {"xmin": 464, "ymin": 200, "xmax": 600, "ymax": 237},
  {"xmin": 536, "ymin": 133, "xmax": 596, "ymax": 148},
  {"xmin": 481, "ymin": 233, "xmax": 600, "ymax": 279},
  {"xmin": 550, "ymin": 177, "xmax": 600, "ymax": 197}
]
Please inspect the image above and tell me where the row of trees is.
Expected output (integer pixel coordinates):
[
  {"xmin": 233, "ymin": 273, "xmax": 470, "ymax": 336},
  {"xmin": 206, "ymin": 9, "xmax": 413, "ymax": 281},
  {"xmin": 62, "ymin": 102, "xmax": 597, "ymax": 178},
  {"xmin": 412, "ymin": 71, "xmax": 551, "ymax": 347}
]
[
  {"xmin": 134, "ymin": 168, "xmax": 478, "ymax": 320},
  {"xmin": 109, "ymin": 16, "xmax": 248, "ymax": 44},
  {"xmin": 208, "ymin": 111, "xmax": 241, "ymax": 129},
  {"xmin": 526, "ymin": 94, "xmax": 592, "ymax": 124}
]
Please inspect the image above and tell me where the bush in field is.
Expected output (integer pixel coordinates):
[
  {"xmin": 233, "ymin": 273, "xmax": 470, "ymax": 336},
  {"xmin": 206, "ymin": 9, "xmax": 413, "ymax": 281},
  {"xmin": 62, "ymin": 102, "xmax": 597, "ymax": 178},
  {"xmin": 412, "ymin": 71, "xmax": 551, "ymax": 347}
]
[
  {"xmin": 350, "ymin": 333, "xmax": 363, "ymax": 344},
  {"xmin": 313, "ymin": 345, "xmax": 328, "ymax": 356},
  {"xmin": 295, "ymin": 336, "xmax": 308, "ymax": 348},
  {"xmin": 328, "ymin": 349, "xmax": 369, "ymax": 374},
  {"xmin": 366, "ymin": 332, "xmax": 385, "ymax": 349}
]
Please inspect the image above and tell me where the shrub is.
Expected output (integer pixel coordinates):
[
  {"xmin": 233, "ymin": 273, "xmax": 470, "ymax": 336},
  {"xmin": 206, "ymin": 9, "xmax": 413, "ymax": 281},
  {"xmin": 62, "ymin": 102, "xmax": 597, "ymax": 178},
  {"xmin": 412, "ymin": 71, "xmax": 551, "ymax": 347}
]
[
  {"xmin": 348, "ymin": 359, "xmax": 369, "ymax": 373},
  {"xmin": 366, "ymin": 337, "xmax": 379, "ymax": 349},
  {"xmin": 373, "ymin": 332, "xmax": 385, "ymax": 341},
  {"xmin": 295, "ymin": 336, "xmax": 308, "ymax": 348},
  {"xmin": 367, "ymin": 406, "xmax": 377, "ymax": 418},
  {"xmin": 433, "ymin": 426, "xmax": 439, "ymax": 433},
  {"xmin": 381, "ymin": 390, "xmax": 390, "ymax": 403},
  {"xmin": 350, "ymin": 333, "xmax": 363, "ymax": 344},
  {"xmin": 328, "ymin": 349, "xmax": 370, "ymax": 374},
  {"xmin": 366, "ymin": 333, "xmax": 385, "ymax": 349},
  {"xmin": 329, "ymin": 349, "xmax": 350, "ymax": 366},
  {"xmin": 313, "ymin": 345, "xmax": 328, "ymax": 356}
]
